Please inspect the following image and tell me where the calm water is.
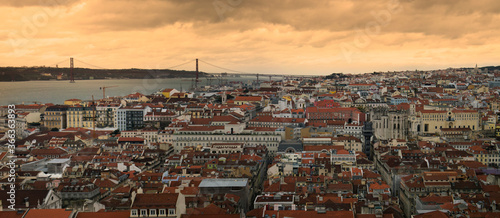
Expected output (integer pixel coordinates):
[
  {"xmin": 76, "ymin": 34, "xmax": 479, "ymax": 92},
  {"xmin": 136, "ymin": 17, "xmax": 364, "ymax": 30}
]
[{"xmin": 0, "ymin": 76, "xmax": 255, "ymax": 106}]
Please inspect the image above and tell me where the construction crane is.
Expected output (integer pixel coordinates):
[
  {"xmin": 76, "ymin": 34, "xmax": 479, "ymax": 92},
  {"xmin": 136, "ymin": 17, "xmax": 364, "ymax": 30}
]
[
  {"xmin": 91, "ymin": 95, "xmax": 97, "ymax": 143},
  {"xmin": 99, "ymin": 86, "xmax": 118, "ymax": 99}
]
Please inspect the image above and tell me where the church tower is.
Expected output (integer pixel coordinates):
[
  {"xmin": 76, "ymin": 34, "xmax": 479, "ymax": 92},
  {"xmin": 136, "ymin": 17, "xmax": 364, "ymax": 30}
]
[{"xmin": 222, "ymin": 89, "xmax": 227, "ymax": 104}]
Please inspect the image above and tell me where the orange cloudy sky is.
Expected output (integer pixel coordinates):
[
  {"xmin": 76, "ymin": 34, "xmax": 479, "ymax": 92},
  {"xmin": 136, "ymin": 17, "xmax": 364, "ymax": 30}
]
[{"xmin": 1, "ymin": 0, "xmax": 499, "ymax": 75}]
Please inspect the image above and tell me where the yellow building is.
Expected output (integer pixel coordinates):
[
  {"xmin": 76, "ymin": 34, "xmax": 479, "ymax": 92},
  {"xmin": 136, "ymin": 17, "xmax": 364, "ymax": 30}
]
[
  {"xmin": 233, "ymin": 96, "xmax": 263, "ymax": 106},
  {"xmin": 67, "ymin": 106, "xmax": 96, "ymax": 128},
  {"xmin": 469, "ymin": 146, "xmax": 500, "ymax": 166},
  {"xmin": 482, "ymin": 115, "xmax": 496, "ymax": 131},
  {"xmin": 489, "ymin": 100, "xmax": 500, "ymax": 111},
  {"xmin": 170, "ymin": 93, "xmax": 189, "ymax": 98},
  {"xmin": 161, "ymin": 88, "xmax": 179, "ymax": 98},
  {"xmin": 443, "ymin": 87, "xmax": 456, "ymax": 94},
  {"xmin": 284, "ymin": 126, "xmax": 295, "ymax": 140},
  {"xmin": 64, "ymin": 99, "xmax": 82, "ymax": 106},
  {"xmin": 475, "ymin": 86, "xmax": 489, "ymax": 94},
  {"xmin": 44, "ymin": 105, "xmax": 69, "ymax": 129},
  {"xmin": 495, "ymin": 124, "xmax": 500, "ymax": 139},
  {"xmin": 417, "ymin": 109, "xmax": 480, "ymax": 134}
]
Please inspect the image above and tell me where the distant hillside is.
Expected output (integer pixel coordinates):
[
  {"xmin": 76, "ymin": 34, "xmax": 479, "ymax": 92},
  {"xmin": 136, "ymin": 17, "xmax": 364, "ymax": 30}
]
[
  {"xmin": 479, "ymin": 66, "xmax": 500, "ymax": 72},
  {"xmin": 0, "ymin": 67, "xmax": 208, "ymax": 81},
  {"xmin": 325, "ymin": 65, "xmax": 500, "ymax": 78}
]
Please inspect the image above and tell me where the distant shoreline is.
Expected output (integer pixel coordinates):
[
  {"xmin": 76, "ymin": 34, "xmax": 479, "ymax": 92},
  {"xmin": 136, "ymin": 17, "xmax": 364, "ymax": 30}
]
[
  {"xmin": 0, "ymin": 75, "xmax": 258, "ymax": 83},
  {"xmin": 0, "ymin": 67, "xmax": 208, "ymax": 82},
  {"xmin": 0, "ymin": 77, "xmax": 200, "ymax": 83}
]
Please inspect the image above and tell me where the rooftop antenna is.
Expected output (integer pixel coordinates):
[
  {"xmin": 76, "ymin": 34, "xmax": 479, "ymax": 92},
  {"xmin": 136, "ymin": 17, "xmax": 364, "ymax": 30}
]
[{"xmin": 91, "ymin": 95, "xmax": 96, "ymax": 142}]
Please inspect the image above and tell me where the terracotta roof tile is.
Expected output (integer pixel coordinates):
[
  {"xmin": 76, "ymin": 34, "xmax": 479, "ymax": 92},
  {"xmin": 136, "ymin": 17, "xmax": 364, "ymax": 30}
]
[{"xmin": 25, "ymin": 209, "xmax": 72, "ymax": 218}]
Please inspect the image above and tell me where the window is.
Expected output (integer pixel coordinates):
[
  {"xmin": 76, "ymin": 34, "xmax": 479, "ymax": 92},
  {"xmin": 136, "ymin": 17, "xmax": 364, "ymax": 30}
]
[
  {"xmin": 131, "ymin": 210, "xmax": 138, "ymax": 216},
  {"xmin": 169, "ymin": 209, "xmax": 176, "ymax": 215},
  {"xmin": 150, "ymin": 209, "xmax": 156, "ymax": 216},
  {"xmin": 159, "ymin": 209, "xmax": 166, "ymax": 215},
  {"xmin": 140, "ymin": 209, "xmax": 147, "ymax": 216}
]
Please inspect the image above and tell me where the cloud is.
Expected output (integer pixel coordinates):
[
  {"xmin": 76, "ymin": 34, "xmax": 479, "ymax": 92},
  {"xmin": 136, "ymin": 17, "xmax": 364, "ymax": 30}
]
[
  {"xmin": 0, "ymin": 0, "xmax": 499, "ymax": 74},
  {"xmin": 0, "ymin": 0, "xmax": 80, "ymax": 7},
  {"xmin": 55, "ymin": 0, "xmax": 500, "ymax": 39}
]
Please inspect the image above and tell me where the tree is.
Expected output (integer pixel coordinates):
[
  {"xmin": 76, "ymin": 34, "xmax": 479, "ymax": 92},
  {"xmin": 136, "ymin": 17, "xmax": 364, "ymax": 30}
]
[
  {"xmin": 356, "ymin": 106, "xmax": 367, "ymax": 113},
  {"xmin": 50, "ymin": 128, "xmax": 59, "ymax": 132}
]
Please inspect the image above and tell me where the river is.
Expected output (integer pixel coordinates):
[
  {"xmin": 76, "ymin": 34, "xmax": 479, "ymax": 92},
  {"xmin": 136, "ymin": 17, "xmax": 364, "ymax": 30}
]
[{"xmin": 0, "ymin": 76, "xmax": 255, "ymax": 106}]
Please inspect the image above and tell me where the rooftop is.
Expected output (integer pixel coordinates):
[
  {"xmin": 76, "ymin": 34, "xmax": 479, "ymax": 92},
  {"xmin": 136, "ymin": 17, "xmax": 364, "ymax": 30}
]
[{"xmin": 199, "ymin": 178, "xmax": 249, "ymax": 188}]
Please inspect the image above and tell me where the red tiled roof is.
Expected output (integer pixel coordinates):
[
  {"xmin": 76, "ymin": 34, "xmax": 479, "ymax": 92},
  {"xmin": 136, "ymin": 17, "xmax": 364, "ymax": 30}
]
[
  {"xmin": 452, "ymin": 109, "xmax": 477, "ymax": 113},
  {"xmin": 24, "ymin": 209, "xmax": 72, "ymax": 218},
  {"xmin": 420, "ymin": 195, "xmax": 453, "ymax": 204},
  {"xmin": 187, "ymin": 203, "xmax": 226, "ymax": 215},
  {"xmin": 234, "ymin": 96, "xmax": 262, "ymax": 102},
  {"xmin": 414, "ymin": 211, "xmax": 449, "ymax": 218},
  {"xmin": 132, "ymin": 193, "xmax": 178, "ymax": 209},
  {"xmin": 369, "ymin": 182, "xmax": 390, "ymax": 191},
  {"xmin": 420, "ymin": 110, "xmax": 447, "ymax": 114},
  {"xmin": 117, "ymin": 137, "xmax": 144, "ymax": 142},
  {"xmin": 178, "ymin": 126, "xmax": 225, "ymax": 132},
  {"xmin": 250, "ymin": 116, "xmax": 306, "ymax": 123},
  {"xmin": 76, "ymin": 211, "xmax": 130, "ymax": 218},
  {"xmin": 0, "ymin": 211, "xmax": 25, "ymax": 218},
  {"xmin": 30, "ymin": 148, "xmax": 68, "ymax": 156},
  {"xmin": 180, "ymin": 187, "xmax": 199, "ymax": 195},
  {"xmin": 303, "ymin": 145, "xmax": 344, "ymax": 152},
  {"xmin": 349, "ymin": 83, "xmax": 375, "ymax": 86},
  {"xmin": 264, "ymin": 210, "xmax": 354, "ymax": 218}
]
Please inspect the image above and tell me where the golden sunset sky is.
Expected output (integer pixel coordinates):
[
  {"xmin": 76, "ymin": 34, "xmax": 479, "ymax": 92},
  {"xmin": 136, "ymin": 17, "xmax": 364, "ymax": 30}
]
[{"xmin": 1, "ymin": 0, "xmax": 499, "ymax": 74}]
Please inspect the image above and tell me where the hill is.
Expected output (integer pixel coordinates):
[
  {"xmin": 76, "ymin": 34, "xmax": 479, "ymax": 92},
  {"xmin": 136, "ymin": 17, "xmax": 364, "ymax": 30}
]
[{"xmin": 0, "ymin": 67, "xmax": 207, "ymax": 81}]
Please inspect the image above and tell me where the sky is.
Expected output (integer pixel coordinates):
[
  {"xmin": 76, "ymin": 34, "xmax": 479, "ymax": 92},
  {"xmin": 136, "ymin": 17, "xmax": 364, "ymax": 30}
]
[{"xmin": 1, "ymin": 0, "xmax": 499, "ymax": 75}]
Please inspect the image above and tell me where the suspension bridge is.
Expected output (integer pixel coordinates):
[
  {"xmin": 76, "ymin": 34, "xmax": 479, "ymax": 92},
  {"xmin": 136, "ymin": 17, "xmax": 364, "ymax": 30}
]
[{"xmin": 43, "ymin": 57, "xmax": 303, "ymax": 89}]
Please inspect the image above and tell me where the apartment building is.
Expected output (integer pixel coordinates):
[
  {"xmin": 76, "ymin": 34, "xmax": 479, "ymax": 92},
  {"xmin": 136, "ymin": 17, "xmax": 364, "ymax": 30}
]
[
  {"xmin": 96, "ymin": 103, "xmax": 120, "ymax": 128},
  {"xmin": 172, "ymin": 123, "xmax": 281, "ymax": 154},
  {"xmin": 413, "ymin": 109, "xmax": 480, "ymax": 134},
  {"xmin": 116, "ymin": 105, "xmax": 149, "ymax": 131},
  {"xmin": 67, "ymin": 106, "xmax": 96, "ymax": 128},
  {"xmin": 43, "ymin": 105, "xmax": 69, "ymax": 129}
]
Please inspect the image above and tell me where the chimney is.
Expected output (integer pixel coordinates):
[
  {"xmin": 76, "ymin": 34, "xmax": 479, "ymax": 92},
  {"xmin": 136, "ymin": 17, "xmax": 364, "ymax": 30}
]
[
  {"xmin": 318, "ymin": 195, "xmax": 323, "ymax": 202},
  {"xmin": 25, "ymin": 197, "xmax": 29, "ymax": 208}
]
